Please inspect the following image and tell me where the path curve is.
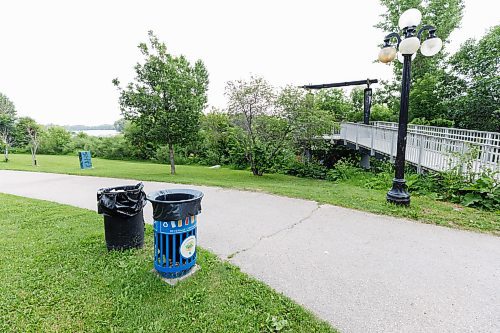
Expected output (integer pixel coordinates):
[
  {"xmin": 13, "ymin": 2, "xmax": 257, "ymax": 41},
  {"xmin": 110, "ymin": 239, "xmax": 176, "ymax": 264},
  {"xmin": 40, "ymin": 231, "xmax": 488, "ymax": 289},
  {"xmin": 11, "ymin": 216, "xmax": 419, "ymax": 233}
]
[{"xmin": 0, "ymin": 170, "xmax": 499, "ymax": 333}]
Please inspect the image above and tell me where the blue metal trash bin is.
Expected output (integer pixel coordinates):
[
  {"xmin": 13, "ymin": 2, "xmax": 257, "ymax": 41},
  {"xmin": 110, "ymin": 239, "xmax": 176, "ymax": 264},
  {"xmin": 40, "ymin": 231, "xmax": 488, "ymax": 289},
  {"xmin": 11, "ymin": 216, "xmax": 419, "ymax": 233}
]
[{"xmin": 147, "ymin": 189, "xmax": 203, "ymax": 279}]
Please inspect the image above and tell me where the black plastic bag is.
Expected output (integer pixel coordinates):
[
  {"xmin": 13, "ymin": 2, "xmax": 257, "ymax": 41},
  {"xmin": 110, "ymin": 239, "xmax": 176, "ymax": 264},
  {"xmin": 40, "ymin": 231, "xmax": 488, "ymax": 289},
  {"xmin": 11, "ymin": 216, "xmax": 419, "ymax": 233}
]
[
  {"xmin": 147, "ymin": 189, "xmax": 203, "ymax": 221},
  {"xmin": 103, "ymin": 214, "xmax": 144, "ymax": 250},
  {"xmin": 97, "ymin": 183, "xmax": 147, "ymax": 218}
]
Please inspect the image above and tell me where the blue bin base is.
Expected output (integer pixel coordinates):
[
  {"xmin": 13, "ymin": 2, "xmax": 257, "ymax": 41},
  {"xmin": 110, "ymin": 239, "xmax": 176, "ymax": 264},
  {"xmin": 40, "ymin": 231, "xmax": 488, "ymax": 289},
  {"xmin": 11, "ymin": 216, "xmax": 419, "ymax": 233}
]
[
  {"xmin": 153, "ymin": 216, "xmax": 198, "ymax": 279},
  {"xmin": 152, "ymin": 264, "xmax": 200, "ymax": 285}
]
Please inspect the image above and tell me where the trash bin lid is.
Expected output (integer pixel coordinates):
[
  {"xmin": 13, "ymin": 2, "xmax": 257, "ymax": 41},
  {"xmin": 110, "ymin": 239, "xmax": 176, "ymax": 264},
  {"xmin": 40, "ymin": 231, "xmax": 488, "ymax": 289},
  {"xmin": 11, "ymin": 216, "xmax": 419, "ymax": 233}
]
[
  {"xmin": 147, "ymin": 189, "xmax": 203, "ymax": 203},
  {"xmin": 97, "ymin": 183, "xmax": 146, "ymax": 217},
  {"xmin": 147, "ymin": 189, "xmax": 203, "ymax": 221}
]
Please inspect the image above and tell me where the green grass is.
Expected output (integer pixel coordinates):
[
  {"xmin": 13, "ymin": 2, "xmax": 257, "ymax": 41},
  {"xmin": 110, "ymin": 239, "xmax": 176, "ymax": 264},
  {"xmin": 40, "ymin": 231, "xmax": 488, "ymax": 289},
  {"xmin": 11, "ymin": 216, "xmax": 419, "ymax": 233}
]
[
  {"xmin": 0, "ymin": 193, "xmax": 336, "ymax": 333},
  {"xmin": 1, "ymin": 154, "xmax": 498, "ymax": 235}
]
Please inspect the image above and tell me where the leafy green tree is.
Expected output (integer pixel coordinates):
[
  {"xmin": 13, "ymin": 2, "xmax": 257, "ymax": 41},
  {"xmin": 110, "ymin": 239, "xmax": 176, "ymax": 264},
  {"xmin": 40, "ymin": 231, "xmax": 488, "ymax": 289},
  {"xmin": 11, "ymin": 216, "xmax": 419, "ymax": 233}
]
[
  {"xmin": 314, "ymin": 89, "xmax": 354, "ymax": 122},
  {"xmin": 350, "ymin": 87, "xmax": 365, "ymax": 115},
  {"xmin": 226, "ymin": 76, "xmax": 290, "ymax": 176},
  {"xmin": 376, "ymin": 0, "xmax": 464, "ymax": 81},
  {"xmin": 40, "ymin": 126, "xmax": 72, "ymax": 155},
  {"xmin": 200, "ymin": 110, "xmax": 241, "ymax": 165},
  {"xmin": 113, "ymin": 31, "xmax": 209, "ymax": 174},
  {"xmin": 446, "ymin": 25, "xmax": 499, "ymax": 131},
  {"xmin": 113, "ymin": 118, "xmax": 126, "ymax": 133},
  {"xmin": 0, "ymin": 114, "xmax": 15, "ymax": 162},
  {"xmin": 122, "ymin": 121, "xmax": 156, "ymax": 160},
  {"xmin": 0, "ymin": 93, "xmax": 17, "ymax": 162},
  {"xmin": 370, "ymin": 104, "xmax": 398, "ymax": 121},
  {"xmin": 376, "ymin": 0, "xmax": 464, "ymax": 123},
  {"xmin": 0, "ymin": 92, "xmax": 16, "ymax": 117},
  {"xmin": 15, "ymin": 117, "xmax": 43, "ymax": 166},
  {"xmin": 277, "ymin": 87, "xmax": 334, "ymax": 162},
  {"xmin": 408, "ymin": 71, "xmax": 447, "ymax": 120}
]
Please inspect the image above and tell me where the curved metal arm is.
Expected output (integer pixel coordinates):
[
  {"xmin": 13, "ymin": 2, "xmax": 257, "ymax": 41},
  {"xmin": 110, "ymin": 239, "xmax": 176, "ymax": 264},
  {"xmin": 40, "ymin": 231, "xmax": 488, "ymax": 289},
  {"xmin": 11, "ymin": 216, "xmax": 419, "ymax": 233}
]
[
  {"xmin": 383, "ymin": 32, "xmax": 402, "ymax": 47},
  {"xmin": 417, "ymin": 25, "xmax": 437, "ymax": 40}
]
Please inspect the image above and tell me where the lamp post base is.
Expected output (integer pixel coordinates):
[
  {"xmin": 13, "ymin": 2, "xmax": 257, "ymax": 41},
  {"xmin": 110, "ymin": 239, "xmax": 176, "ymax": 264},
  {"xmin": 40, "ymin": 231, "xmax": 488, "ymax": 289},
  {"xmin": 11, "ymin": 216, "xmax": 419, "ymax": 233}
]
[{"xmin": 387, "ymin": 178, "xmax": 410, "ymax": 206}]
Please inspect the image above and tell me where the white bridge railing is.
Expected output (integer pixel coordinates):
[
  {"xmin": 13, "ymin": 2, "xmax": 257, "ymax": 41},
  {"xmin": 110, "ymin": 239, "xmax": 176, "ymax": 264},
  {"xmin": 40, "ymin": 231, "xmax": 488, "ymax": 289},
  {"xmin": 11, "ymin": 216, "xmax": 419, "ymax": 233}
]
[{"xmin": 339, "ymin": 122, "xmax": 500, "ymax": 176}]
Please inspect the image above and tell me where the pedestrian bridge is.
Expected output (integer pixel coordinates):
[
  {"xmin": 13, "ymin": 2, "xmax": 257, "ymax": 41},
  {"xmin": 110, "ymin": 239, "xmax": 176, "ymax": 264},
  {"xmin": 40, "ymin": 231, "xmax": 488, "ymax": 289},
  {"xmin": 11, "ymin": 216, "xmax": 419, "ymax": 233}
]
[{"xmin": 331, "ymin": 121, "xmax": 500, "ymax": 177}]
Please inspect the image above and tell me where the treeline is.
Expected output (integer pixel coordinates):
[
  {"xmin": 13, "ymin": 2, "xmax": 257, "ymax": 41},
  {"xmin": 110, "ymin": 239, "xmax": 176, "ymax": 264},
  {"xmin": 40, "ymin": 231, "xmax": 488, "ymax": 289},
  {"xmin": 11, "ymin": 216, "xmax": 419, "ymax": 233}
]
[
  {"xmin": 0, "ymin": 77, "xmax": 391, "ymax": 175},
  {"xmin": 63, "ymin": 124, "xmax": 115, "ymax": 131}
]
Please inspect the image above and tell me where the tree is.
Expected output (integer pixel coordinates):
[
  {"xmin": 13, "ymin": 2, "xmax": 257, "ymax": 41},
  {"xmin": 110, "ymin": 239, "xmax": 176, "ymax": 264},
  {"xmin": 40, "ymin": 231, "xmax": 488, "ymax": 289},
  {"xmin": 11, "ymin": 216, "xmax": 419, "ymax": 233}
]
[
  {"xmin": 200, "ymin": 110, "xmax": 241, "ymax": 165},
  {"xmin": 350, "ymin": 87, "xmax": 365, "ymax": 115},
  {"xmin": 0, "ymin": 92, "xmax": 16, "ymax": 117},
  {"xmin": 314, "ymin": 89, "xmax": 354, "ymax": 122},
  {"xmin": 408, "ymin": 70, "xmax": 448, "ymax": 120},
  {"xmin": 277, "ymin": 87, "xmax": 334, "ymax": 162},
  {"xmin": 370, "ymin": 104, "xmax": 398, "ymax": 121},
  {"xmin": 113, "ymin": 118, "xmax": 126, "ymax": 133},
  {"xmin": 113, "ymin": 31, "xmax": 209, "ymax": 174},
  {"xmin": 122, "ymin": 121, "xmax": 156, "ymax": 160},
  {"xmin": 0, "ymin": 114, "xmax": 15, "ymax": 162},
  {"xmin": 226, "ymin": 76, "xmax": 290, "ymax": 176},
  {"xmin": 0, "ymin": 93, "xmax": 17, "ymax": 162},
  {"xmin": 16, "ymin": 117, "xmax": 43, "ymax": 166},
  {"xmin": 446, "ymin": 25, "xmax": 500, "ymax": 131},
  {"xmin": 40, "ymin": 126, "xmax": 72, "ymax": 155},
  {"xmin": 376, "ymin": 0, "xmax": 464, "ymax": 82}
]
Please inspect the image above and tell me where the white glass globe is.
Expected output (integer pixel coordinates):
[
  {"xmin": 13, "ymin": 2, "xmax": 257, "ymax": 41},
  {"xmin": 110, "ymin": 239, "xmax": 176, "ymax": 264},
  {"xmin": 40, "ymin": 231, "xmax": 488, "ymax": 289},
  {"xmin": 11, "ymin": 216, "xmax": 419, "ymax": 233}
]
[
  {"xmin": 399, "ymin": 37, "xmax": 420, "ymax": 55},
  {"xmin": 421, "ymin": 37, "xmax": 443, "ymax": 56},
  {"xmin": 398, "ymin": 8, "xmax": 422, "ymax": 29},
  {"xmin": 397, "ymin": 52, "xmax": 416, "ymax": 63},
  {"xmin": 378, "ymin": 46, "xmax": 397, "ymax": 63}
]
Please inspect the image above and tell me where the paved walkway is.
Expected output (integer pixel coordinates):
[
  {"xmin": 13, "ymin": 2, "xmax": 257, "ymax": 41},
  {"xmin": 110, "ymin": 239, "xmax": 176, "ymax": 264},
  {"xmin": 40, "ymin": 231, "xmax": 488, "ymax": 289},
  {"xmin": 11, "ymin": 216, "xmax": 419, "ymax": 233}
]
[{"xmin": 1, "ymin": 170, "xmax": 499, "ymax": 333}]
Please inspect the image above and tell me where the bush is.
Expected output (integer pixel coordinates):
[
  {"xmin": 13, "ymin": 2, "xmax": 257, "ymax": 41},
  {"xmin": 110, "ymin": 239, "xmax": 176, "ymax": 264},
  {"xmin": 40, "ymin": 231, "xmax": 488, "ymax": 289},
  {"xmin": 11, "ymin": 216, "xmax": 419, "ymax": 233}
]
[
  {"xmin": 435, "ymin": 171, "xmax": 500, "ymax": 211},
  {"xmin": 370, "ymin": 104, "xmax": 398, "ymax": 122},
  {"xmin": 326, "ymin": 159, "xmax": 360, "ymax": 181},
  {"xmin": 70, "ymin": 132, "xmax": 94, "ymax": 151},
  {"xmin": 410, "ymin": 117, "xmax": 430, "ymax": 125},
  {"xmin": 284, "ymin": 160, "xmax": 328, "ymax": 180},
  {"xmin": 409, "ymin": 117, "xmax": 455, "ymax": 128},
  {"xmin": 365, "ymin": 153, "xmax": 499, "ymax": 211},
  {"xmin": 38, "ymin": 126, "xmax": 72, "ymax": 155},
  {"xmin": 459, "ymin": 174, "xmax": 499, "ymax": 210},
  {"xmin": 155, "ymin": 145, "xmax": 202, "ymax": 165},
  {"xmin": 429, "ymin": 118, "xmax": 455, "ymax": 128}
]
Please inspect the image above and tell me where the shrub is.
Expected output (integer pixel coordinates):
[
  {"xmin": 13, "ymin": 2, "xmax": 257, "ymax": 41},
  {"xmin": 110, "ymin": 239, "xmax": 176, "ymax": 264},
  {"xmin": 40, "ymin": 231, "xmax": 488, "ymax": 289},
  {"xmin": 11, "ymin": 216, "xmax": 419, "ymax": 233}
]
[
  {"xmin": 459, "ymin": 173, "xmax": 499, "ymax": 210},
  {"xmin": 284, "ymin": 160, "xmax": 328, "ymax": 180},
  {"xmin": 39, "ymin": 126, "xmax": 73, "ymax": 155},
  {"xmin": 429, "ymin": 118, "xmax": 455, "ymax": 128},
  {"xmin": 326, "ymin": 158, "xmax": 360, "ymax": 181}
]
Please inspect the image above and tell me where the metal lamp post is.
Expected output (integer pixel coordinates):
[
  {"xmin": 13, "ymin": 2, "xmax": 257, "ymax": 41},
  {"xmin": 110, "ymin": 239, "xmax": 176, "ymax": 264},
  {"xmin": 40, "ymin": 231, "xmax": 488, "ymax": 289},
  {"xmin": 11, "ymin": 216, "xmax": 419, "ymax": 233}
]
[{"xmin": 378, "ymin": 8, "xmax": 443, "ymax": 206}]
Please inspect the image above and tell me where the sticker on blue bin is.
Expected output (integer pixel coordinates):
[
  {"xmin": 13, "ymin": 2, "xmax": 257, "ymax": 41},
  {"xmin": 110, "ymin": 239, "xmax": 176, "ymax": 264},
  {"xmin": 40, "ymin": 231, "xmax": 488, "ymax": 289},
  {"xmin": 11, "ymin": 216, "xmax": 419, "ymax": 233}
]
[{"xmin": 180, "ymin": 235, "xmax": 196, "ymax": 258}]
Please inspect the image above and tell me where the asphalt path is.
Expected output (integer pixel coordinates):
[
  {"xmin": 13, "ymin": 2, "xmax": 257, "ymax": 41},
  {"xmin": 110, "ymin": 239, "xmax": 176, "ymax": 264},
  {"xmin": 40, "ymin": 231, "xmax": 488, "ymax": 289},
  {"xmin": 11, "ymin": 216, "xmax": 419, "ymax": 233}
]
[{"xmin": 0, "ymin": 170, "xmax": 498, "ymax": 333}]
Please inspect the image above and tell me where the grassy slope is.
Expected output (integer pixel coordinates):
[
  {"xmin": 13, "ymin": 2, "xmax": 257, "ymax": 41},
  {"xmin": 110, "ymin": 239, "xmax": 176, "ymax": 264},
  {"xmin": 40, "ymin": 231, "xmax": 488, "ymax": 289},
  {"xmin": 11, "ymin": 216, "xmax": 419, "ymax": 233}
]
[
  {"xmin": 0, "ymin": 193, "xmax": 335, "ymax": 333},
  {"xmin": 1, "ymin": 154, "xmax": 498, "ymax": 235}
]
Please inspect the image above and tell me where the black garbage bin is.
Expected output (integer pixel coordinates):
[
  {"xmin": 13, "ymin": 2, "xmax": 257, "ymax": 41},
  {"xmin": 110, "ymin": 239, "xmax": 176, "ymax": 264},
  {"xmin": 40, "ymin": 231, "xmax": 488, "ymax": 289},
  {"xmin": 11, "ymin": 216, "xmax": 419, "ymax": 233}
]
[{"xmin": 97, "ymin": 183, "xmax": 147, "ymax": 251}]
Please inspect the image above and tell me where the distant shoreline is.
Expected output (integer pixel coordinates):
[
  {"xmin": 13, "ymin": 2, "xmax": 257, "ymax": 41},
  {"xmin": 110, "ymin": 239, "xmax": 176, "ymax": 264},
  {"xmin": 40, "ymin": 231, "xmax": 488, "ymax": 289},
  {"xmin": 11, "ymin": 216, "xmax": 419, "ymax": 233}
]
[
  {"xmin": 64, "ymin": 124, "xmax": 115, "ymax": 131},
  {"xmin": 72, "ymin": 129, "xmax": 119, "ymax": 137}
]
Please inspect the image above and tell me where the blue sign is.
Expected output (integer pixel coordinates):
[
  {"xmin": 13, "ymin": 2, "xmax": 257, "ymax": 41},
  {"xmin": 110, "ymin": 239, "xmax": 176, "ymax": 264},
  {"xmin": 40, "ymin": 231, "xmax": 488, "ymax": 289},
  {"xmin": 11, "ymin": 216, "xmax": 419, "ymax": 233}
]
[{"xmin": 78, "ymin": 151, "xmax": 92, "ymax": 169}]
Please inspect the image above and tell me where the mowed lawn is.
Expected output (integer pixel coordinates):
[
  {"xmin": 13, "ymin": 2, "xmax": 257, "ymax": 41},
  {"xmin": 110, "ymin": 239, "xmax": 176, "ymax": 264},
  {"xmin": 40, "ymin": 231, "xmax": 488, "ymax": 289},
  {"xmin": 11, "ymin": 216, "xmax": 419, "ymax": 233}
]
[
  {"xmin": 0, "ymin": 193, "xmax": 336, "ymax": 333},
  {"xmin": 1, "ymin": 154, "xmax": 498, "ymax": 235}
]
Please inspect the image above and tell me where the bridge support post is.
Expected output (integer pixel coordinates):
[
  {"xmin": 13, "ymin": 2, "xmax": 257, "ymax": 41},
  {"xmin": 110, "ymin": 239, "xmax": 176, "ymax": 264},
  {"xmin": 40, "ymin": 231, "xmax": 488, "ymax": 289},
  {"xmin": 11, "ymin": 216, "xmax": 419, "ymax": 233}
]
[{"xmin": 360, "ymin": 151, "xmax": 370, "ymax": 170}]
